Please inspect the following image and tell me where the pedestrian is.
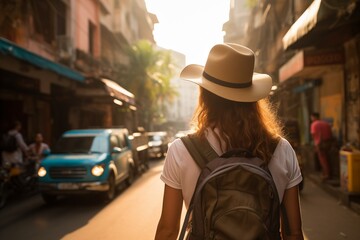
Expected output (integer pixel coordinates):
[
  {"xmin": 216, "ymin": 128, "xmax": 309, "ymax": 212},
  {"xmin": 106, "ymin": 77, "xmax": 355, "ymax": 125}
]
[
  {"xmin": 310, "ymin": 112, "xmax": 333, "ymax": 180},
  {"xmin": 28, "ymin": 133, "xmax": 50, "ymax": 163},
  {"xmin": 155, "ymin": 43, "xmax": 304, "ymax": 239},
  {"xmin": 1, "ymin": 121, "xmax": 29, "ymax": 167}
]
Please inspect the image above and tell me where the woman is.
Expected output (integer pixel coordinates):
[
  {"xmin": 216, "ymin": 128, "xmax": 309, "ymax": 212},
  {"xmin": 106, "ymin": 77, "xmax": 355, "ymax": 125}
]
[{"xmin": 155, "ymin": 43, "xmax": 304, "ymax": 239}]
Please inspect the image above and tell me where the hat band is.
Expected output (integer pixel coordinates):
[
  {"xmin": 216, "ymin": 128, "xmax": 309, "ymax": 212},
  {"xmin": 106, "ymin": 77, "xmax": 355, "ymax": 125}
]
[{"xmin": 203, "ymin": 72, "xmax": 252, "ymax": 88}]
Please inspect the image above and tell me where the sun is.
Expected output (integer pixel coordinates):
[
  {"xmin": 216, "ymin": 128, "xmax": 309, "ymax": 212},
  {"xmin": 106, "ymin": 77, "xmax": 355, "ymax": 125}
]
[{"xmin": 145, "ymin": 0, "xmax": 230, "ymax": 65}]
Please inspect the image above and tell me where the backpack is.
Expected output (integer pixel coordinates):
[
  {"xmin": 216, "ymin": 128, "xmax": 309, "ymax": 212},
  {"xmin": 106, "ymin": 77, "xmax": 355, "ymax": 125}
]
[
  {"xmin": 1, "ymin": 133, "xmax": 18, "ymax": 152},
  {"xmin": 179, "ymin": 134, "xmax": 281, "ymax": 240}
]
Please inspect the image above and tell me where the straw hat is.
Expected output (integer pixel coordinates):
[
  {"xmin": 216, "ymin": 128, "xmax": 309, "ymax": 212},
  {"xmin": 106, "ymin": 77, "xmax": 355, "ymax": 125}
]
[{"xmin": 180, "ymin": 43, "xmax": 272, "ymax": 102}]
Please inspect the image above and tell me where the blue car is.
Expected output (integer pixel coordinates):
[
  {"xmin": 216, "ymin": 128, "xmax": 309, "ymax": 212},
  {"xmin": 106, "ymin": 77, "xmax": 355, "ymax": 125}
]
[{"xmin": 37, "ymin": 128, "xmax": 136, "ymax": 203}]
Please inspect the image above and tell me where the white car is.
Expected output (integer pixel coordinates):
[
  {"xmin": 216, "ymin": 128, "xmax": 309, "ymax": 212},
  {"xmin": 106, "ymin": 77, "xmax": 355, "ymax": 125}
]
[{"xmin": 147, "ymin": 131, "xmax": 169, "ymax": 158}]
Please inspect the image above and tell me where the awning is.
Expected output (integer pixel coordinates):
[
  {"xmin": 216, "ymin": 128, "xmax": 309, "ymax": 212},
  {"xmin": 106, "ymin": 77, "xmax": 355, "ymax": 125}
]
[
  {"xmin": 279, "ymin": 48, "xmax": 344, "ymax": 83},
  {"xmin": 282, "ymin": 0, "xmax": 340, "ymax": 50},
  {"xmin": 75, "ymin": 78, "xmax": 136, "ymax": 106},
  {"xmin": 0, "ymin": 38, "xmax": 84, "ymax": 82},
  {"xmin": 101, "ymin": 78, "xmax": 135, "ymax": 105}
]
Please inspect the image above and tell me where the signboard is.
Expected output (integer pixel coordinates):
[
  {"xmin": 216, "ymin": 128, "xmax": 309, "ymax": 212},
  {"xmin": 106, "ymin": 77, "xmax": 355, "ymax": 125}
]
[
  {"xmin": 279, "ymin": 49, "xmax": 344, "ymax": 83},
  {"xmin": 304, "ymin": 50, "xmax": 344, "ymax": 67}
]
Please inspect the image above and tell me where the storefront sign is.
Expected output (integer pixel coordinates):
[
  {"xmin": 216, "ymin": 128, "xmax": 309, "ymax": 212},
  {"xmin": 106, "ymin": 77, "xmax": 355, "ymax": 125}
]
[
  {"xmin": 304, "ymin": 51, "xmax": 344, "ymax": 66},
  {"xmin": 279, "ymin": 51, "xmax": 304, "ymax": 82},
  {"xmin": 279, "ymin": 49, "xmax": 344, "ymax": 83}
]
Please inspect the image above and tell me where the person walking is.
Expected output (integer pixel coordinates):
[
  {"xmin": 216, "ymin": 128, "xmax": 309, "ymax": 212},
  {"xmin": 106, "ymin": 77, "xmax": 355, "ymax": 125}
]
[
  {"xmin": 1, "ymin": 121, "xmax": 29, "ymax": 167},
  {"xmin": 310, "ymin": 112, "xmax": 333, "ymax": 180},
  {"xmin": 155, "ymin": 43, "xmax": 304, "ymax": 239}
]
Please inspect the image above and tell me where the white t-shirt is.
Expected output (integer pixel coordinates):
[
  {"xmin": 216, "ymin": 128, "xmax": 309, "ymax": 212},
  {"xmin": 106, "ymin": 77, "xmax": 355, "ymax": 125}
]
[
  {"xmin": 29, "ymin": 143, "xmax": 50, "ymax": 161},
  {"xmin": 160, "ymin": 129, "xmax": 303, "ymax": 208}
]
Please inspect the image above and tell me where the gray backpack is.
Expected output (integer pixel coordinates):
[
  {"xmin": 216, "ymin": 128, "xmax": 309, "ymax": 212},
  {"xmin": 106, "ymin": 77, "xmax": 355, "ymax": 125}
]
[
  {"xmin": 1, "ymin": 133, "xmax": 18, "ymax": 152},
  {"xmin": 179, "ymin": 134, "xmax": 281, "ymax": 240}
]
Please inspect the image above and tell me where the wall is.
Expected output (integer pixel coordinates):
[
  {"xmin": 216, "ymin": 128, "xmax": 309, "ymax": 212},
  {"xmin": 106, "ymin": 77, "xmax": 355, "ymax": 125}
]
[
  {"xmin": 344, "ymin": 37, "xmax": 360, "ymax": 145},
  {"xmin": 75, "ymin": 0, "xmax": 100, "ymax": 57},
  {"xmin": 320, "ymin": 69, "xmax": 344, "ymax": 140}
]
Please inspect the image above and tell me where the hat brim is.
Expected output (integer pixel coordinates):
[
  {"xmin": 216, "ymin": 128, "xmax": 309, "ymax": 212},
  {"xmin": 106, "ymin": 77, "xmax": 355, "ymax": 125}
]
[{"xmin": 180, "ymin": 64, "xmax": 272, "ymax": 102}]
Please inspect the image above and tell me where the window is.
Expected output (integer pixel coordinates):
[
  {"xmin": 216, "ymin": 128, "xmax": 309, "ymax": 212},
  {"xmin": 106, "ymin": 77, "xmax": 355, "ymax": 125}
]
[
  {"xmin": 52, "ymin": 136, "xmax": 109, "ymax": 154},
  {"xmin": 88, "ymin": 21, "xmax": 95, "ymax": 56},
  {"xmin": 118, "ymin": 134, "xmax": 127, "ymax": 149},
  {"xmin": 110, "ymin": 135, "xmax": 119, "ymax": 149},
  {"xmin": 31, "ymin": 0, "xmax": 67, "ymax": 44}
]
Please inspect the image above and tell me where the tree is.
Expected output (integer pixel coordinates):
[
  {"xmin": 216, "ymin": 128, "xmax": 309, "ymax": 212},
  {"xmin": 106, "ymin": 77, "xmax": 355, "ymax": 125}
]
[{"xmin": 117, "ymin": 40, "xmax": 178, "ymax": 130}]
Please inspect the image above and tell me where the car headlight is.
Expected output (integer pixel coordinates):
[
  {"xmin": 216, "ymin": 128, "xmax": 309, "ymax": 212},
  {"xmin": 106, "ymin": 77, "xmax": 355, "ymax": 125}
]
[
  {"xmin": 38, "ymin": 167, "xmax": 47, "ymax": 177},
  {"xmin": 91, "ymin": 165, "xmax": 105, "ymax": 177}
]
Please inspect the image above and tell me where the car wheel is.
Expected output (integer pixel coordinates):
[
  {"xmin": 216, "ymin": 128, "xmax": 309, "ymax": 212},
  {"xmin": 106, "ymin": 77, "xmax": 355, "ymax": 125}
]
[
  {"xmin": 42, "ymin": 193, "xmax": 57, "ymax": 204},
  {"xmin": 103, "ymin": 173, "xmax": 116, "ymax": 202},
  {"xmin": 159, "ymin": 146, "xmax": 165, "ymax": 158},
  {"xmin": 125, "ymin": 164, "xmax": 135, "ymax": 187},
  {"xmin": 142, "ymin": 150, "xmax": 150, "ymax": 170}
]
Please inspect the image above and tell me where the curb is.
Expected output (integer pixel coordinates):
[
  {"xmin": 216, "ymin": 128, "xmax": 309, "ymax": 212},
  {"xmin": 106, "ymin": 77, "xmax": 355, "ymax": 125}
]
[{"xmin": 306, "ymin": 173, "xmax": 360, "ymax": 215}]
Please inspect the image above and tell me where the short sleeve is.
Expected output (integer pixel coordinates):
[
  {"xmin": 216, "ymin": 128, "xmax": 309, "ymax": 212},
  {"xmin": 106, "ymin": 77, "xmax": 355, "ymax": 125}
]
[
  {"xmin": 269, "ymin": 138, "xmax": 303, "ymax": 201},
  {"xmin": 160, "ymin": 142, "xmax": 182, "ymax": 189}
]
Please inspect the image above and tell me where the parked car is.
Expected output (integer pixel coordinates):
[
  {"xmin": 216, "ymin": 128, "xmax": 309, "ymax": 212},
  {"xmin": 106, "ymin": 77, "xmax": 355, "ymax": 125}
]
[
  {"xmin": 128, "ymin": 130, "xmax": 149, "ymax": 173},
  {"xmin": 174, "ymin": 129, "xmax": 195, "ymax": 139},
  {"xmin": 147, "ymin": 131, "xmax": 170, "ymax": 158},
  {"xmin": 37, "ymin": 128, "xmax": 136, "ymax": 204}
]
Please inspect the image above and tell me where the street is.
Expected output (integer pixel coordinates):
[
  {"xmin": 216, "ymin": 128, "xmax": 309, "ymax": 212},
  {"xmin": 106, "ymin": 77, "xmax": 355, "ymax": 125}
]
[
  {"xmin": 0, "ymin": 159, "xmax": 167, "ymax": 240},
  {"xmin": 300, "ymin": 178, "xmax": 360, "ymax": 240},
  {"xmin": 0, "ymin": 159, "xmax": 360, "ymax": 240}
]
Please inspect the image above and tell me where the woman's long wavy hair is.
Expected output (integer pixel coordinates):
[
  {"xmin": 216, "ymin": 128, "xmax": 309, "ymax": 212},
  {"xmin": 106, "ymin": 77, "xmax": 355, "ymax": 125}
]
[{"xmin": 193, "ymin": 88, "xmax": 284, "ymax": 163}]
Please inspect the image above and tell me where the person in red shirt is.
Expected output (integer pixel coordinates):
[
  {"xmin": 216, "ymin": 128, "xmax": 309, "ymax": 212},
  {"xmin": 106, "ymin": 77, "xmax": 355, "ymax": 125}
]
[{"xmin": 310, "ymin": 112, "xmax": 332, "ymax": 180}]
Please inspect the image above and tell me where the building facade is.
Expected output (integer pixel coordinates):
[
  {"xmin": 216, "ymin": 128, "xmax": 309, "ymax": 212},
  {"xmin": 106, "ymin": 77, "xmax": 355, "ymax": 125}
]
[
  {"xmin": 223, "ymin": 0, "xmax": 360, "ymax": 181},
  {"xmin": 163, "ymin": 49, "xmax": 197, "ymax": 131},
  {"xmin": 0, "ymin": 0, "xmax": 156, "ymax": 145}
]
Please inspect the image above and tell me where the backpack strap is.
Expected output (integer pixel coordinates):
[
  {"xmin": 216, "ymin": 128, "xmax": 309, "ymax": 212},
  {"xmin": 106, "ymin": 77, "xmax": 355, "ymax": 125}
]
[
  {"xmin": 180, "ymin": 133, "xmax": 219, "ymax": 169},
  {"xmin": 179, "ymin": 134, "xmax": 218, "ymax": 240}
]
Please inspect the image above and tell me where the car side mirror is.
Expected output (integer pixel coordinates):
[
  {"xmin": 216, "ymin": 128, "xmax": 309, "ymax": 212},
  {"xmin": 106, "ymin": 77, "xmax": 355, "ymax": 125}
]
[{"xmin": 112, "ymin": 147, "xmax": 122, "ymax": 153}]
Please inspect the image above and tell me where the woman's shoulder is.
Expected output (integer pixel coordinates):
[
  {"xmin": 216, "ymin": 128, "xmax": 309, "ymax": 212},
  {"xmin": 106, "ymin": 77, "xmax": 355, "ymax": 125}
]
[
  {"xmin": 167, "ymin": 137, "xmax": 187, "ymax": 156},
  {"xmin": 273, "ymin": 137, "xmax": 295, "ymax": 157},
  {"xmin": 277, "ymin": 137, "xmax": 292, "ymax": 149}
]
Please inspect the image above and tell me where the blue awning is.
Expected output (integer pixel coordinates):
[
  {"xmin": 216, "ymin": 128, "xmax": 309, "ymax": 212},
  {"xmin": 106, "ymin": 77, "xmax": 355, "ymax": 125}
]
[{"xmin": 0, "ymin": 38, "xmax": 84, "ymax": 82}]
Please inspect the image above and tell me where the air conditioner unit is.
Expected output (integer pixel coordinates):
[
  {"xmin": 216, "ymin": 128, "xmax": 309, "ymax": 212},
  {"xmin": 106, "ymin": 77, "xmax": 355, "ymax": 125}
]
[{"xmin": 56, "ymin": 35, "xmax": 74, "ymax": 63}]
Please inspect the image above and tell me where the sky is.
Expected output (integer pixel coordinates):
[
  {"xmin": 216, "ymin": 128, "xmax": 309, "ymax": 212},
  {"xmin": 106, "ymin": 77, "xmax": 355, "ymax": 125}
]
[{"xmin": 145, "ymin": 0, "xmax": 230, "ymax": 65}]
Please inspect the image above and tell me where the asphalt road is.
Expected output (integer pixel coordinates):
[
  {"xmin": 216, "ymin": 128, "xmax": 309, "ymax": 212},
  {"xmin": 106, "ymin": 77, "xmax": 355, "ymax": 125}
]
[{"xmin": 0, "ymin": 159, "xmax": 359, "ymax": 240}]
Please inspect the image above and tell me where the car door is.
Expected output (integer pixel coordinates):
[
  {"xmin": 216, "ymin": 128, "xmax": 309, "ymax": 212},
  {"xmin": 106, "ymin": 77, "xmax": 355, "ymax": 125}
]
[
  {"xmin": 117, "ymin": 132, "xmax": 131, "ymax": 178},
  {"xmin": 110, "ymin": 134, "xmax": 125, "ymax": 180}
]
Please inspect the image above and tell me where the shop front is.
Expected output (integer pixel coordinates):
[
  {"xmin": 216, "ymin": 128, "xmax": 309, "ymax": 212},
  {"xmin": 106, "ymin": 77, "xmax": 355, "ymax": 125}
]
[
  {"xmin": 73, "ymin": 78, "xmax": 137, "ymax": 133},
  {"xmin": 277, "ymin": 48, "xmax": 345, "ymax": 177},
  {"xmin": 0, "ymin": 38, "xmax": 85, "ymax": 146}
]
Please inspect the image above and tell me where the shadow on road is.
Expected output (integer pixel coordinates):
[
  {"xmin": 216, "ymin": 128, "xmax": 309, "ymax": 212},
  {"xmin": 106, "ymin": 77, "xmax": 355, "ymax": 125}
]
[{"xmin": 0, "ymin": 160, "xmax": 165, "ymax": 239}]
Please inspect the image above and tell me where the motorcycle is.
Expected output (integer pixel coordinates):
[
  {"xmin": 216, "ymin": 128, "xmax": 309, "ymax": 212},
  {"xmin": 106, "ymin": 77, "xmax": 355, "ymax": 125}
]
[{"xmin": 0, "ymin": 160, "xmax": 38, "ymax": 209}]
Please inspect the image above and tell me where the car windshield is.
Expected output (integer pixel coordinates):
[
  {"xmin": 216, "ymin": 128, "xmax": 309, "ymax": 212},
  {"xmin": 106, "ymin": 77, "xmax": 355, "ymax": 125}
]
[{"xmin": 52, "ymin": 135, "xmax": 108, "ymax": 154}]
